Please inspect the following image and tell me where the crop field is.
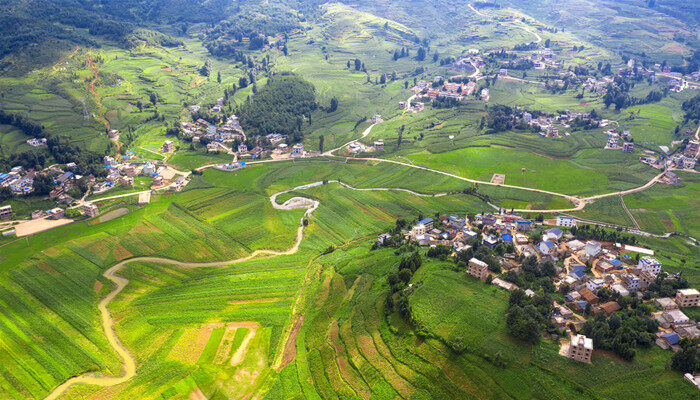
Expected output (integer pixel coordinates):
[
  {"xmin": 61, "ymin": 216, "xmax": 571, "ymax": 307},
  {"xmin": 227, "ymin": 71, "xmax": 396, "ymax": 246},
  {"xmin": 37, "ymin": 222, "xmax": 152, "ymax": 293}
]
[
  {"xmin": 402, "ymin": 146, "xmax": 610, "ymax": 195},
  {"xmin": 624, "ymin": 171, "xmax": 700, "ymax": 238}
]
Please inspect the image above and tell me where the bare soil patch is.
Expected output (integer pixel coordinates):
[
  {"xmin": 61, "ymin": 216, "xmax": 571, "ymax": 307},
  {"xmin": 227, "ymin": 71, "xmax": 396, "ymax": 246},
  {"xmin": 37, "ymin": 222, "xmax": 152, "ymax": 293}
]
[{"xmin": 277, "ymin": 316, "xmax": 304, "ymax": 371}]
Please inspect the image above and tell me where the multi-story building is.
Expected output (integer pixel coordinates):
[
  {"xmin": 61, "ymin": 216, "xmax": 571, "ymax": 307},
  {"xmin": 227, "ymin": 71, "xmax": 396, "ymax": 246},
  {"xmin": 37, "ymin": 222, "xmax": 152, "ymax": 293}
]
[
  {"xmin": 162, "ymin": 140, "xmax": 175, "ymax": 153},
  {"xmin": 676, "ymin": 288, "xmax": 700, "ymax": 308},
  {"xmin": 555, "ymin": 215, "xmax": 576, "ymax": 227},
  {"xmin": 82, "ymin": 203, "xmax": 99, "ymax": 218},
  {"xmin": 568, "ymin": 334, "xmax": 593, "ymax": 363},
  {"xmin": 585, "ymin": 241, "xmax": 601, "ymax": 258},
  {"xmin": 467, "ymin": 258, "xmax": 489, "ymax": 281},
  {"xmin": 638, "ymin": 256, "xmax": 662, "ymax": 275},
  {"xmin": 620, "ymin": 273, "xmax": 640, "ymax": 292},
  {"xmin": 0, "ymin": 205, "xmax": 13, "ymax": 220}
]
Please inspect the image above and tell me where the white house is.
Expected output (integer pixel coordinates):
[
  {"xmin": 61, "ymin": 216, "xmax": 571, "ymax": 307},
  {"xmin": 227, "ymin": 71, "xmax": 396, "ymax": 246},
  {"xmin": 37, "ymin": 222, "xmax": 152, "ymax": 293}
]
[
  {"xmin": 539, "ymin": 240, "xmax": 557, "ymax": 255},
  {"xmin": 585, "ymin": 241, "xmax": 602, "ymax": 258},
  {"xmin": 586, "ymin": 278, "xmax": 605, "ymax": 293},
  {"xmin": 555, "ymin": 216, "xmax": 576, "ymax": 227},
  {"xmin": 638, "ymin": 256, "xmax": 662, "ymax": 275}
]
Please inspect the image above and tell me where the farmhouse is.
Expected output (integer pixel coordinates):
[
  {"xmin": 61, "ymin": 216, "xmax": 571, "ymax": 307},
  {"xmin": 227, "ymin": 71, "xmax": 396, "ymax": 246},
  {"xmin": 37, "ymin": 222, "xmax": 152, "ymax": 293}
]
[
  {"xmin": 655, "ymin": 297, "xmax": 679, "ymax": 310},
  {"xmin": 555, "ymin": 216, "xmax": 576, "ymax": 227},
  {"xmin": 467, "ymin": 257, "xmax": 489, "ymax": 281},
  {"xmin": 568, "ymin": 334, "xmax": 593, "ymax": 363},
  {"xmin": 676, "ymin": 288, "xmax": 700, "ymax": 308},
  {"xmin": 638, "ymin": 256, "xmax": 662, "ymax": 275},
  {"xmin": 0, "ymin": 205, "xmax": 13, "ymax": 220},
  {"xmin": 82, "ymin": 203, "xmax": 99, "ymax": 218}
]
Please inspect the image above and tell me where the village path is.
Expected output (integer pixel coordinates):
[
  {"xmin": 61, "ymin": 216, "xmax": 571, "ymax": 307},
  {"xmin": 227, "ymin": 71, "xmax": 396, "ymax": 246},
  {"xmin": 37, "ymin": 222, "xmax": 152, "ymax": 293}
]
[
  {"xmin": 69, "ymin": 190, "xmax": 151, "ymax": 209},
  {"xmin": 468, "ymin": 3, "xmax": 486, "ymax": 17},
  {"xmin": 518, "ymin": 24, "xmax": 542, "ymax": 44}
]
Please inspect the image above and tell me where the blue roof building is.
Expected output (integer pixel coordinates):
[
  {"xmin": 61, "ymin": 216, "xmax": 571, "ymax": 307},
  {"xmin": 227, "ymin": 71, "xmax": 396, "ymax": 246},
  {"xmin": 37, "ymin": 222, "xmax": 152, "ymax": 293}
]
[
  {"xmin": 502, "ymin": 234, "xmax": 513, "ymax": 242},
  {"xmin": 610, "ymin": 259, "xmax": 622, "ymax": 269},
  {"xmin": 570, "ymin": 269, "xmax": 585, "ymax": 279},
  {"xmin": 660, "ymin": 332, "xmax": 680, "ymax": 346},
  {"xmin": 571, "ymin": 264, "xmax": 585, "ymax": 273},
  {"xmin": 516, "ymin": 220, "xmax": 533, "ymax": 231},
  {"xmin": 419, "ymin": 218, "xmax": 434, "ymax": 226}
]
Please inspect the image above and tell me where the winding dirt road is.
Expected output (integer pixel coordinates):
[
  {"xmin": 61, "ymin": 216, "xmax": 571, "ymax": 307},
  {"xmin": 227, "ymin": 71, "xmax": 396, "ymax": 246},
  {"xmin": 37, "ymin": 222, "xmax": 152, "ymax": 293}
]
[{"xmin": 46, "ymin": 178, "xmax": 457, "ymax": 398}]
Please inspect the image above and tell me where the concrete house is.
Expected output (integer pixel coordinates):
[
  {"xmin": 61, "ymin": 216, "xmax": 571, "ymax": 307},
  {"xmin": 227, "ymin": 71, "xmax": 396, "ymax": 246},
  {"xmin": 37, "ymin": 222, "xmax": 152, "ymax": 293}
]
[
  {"xmin": 162, "ymin": 140, "xmax": 175, "ymax": 153},
  {"xmin": 638, "ymin": 256, "xmax": 662, "ymax": 275},
  {"xmin": 467, "ymin": 258, "xmax": 490, "ymax": 281},
  {"xmin": 82, "ymin": 203, "xmax": 99, "ymax": 218},
  {"xmin": 568, "ymin": 334, "xmax": 593, "ymax": 363},
  {"xmin": 555, "ymin": 216, "xmax": 576, "ymax": 227},
  {"xmin": 676, "ymin": 288, "xmax": 700, "ymax": 308},
  {"xmin": 585, "ymin": 241, "xmax": 602, "ymax": 258},
  {"xmin": 0, "ymin": 205, "xmax": 13, "ymax": 220}
]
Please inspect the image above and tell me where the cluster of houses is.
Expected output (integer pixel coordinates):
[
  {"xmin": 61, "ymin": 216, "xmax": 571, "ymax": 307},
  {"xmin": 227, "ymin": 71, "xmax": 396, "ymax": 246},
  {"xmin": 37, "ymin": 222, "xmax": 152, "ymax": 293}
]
[
  {"xmin": 604, "ymin": 129, "xmax": 635, "ymax": 152},
  {"xmin": 583, "ymin": 76, "xmax": 614, "ymax": 93},
  {"xmin": 398, "ymin": 100, "xmax": 425, "ymax": 113},
  {"xmin": 181, "ymin": 114, "xmax": 243, "ymax": 145},
  {"xmin": 512, "ymin": 109, "xmax": 605, "ymax": 138},
  {"xmin": 0, "ymin": 166, "xmax": 35, "ymax": 195},
  {"xmin": 26, "ymin": 138, "xmax": 47, "ymax": 147},
  {"xmin": 416, "ymin": 79, "xmax": 478, "ymax": 103}
]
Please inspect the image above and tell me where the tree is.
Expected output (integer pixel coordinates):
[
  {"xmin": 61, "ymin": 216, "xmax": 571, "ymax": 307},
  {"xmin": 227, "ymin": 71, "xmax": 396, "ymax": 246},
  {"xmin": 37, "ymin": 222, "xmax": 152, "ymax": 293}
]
[
  {"xmin": 33, "ymin": 174, "xmax": 54, "ymax": 195},
  {"xmin": 671, "ymin": 339, "xmax": 698, "ymax": 373},
  {"xmin": 238, "ymin": 76, "xmax": 248, "ymax": 88},
  {"xmin": 416, "ymin": 47, "xmax": 426, "ymax": 61},
  {"xmin": 397, "ymin": 124, "xmax": 405, "ymax": 149},
  {"xmin": 200, "ymin": 59, "xmax": 212, "ymax": 77},
  {"xmin": 136, "ymin": 100, "xmax": 143, "ymax": 112},
  {"xmin": 329, "ymin": 97, "xmax": 338, "ymax": 112},
  {"xmin": 544, "ymin": 38, "xmax": 551, "ymax": 48},
  {"xmin": 354, "ymin": 58, "xmax": 362, "ymax": 71},
  {"xmin": 217, "ymin": 71, "xmax": 222, "ymax": 84},
  {"xmin": 149, "ymin": 92, "xmax": 158, "ymax": 106},
  {"xmin": 318, "ymin": 135, "xmax": 324, "ymax": 153}
]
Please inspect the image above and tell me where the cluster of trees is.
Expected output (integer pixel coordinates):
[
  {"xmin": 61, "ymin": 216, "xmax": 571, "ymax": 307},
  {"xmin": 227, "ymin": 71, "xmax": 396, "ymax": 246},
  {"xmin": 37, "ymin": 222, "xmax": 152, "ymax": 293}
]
[
  {"xmin": 455, "ymin": 237, "xmax": 501, "ymax": 273},
  {"xmin": 202, "ymin": 4, "xmax": 302, "ymax": 57},
  {"xmin": 646, "ymin": 273, "xmax": 689, "ymax": 298},
  {"xmin": 580, "ymin": 309, "xmax": 657, "ymax": 361},
  {"xmin": 506, "ymin": 289, "xmax": 553, "ymax": 344},
  {"xmin": 503, "ymin": 59, "xmax": 534, "ymax": 71},
  {"xmin": 237, "ymin": 73, "xmax": 316, "ymax": 141},
  {"xmin": 501, "ymin": 256, "xmax": 557, "ymax": 293},
  {"xmin": 570, "ymin": 225, "xmax": 637, "ymax": 245},
  {"xmin": 485, "ymin": 105, "xmax": 542, "ymax": 133},
  {"xmin": 0, "ymin": 110, "xmax": 46, "ymax": 138},
  {"xmin": 568, "ymin": 114, "xmax": 601, "ymax": 131},
  {"xmin": 392, "ymin": 47, "xmax": 411, "ymax": 61},
  {"xmin": 513, "ymin": 42, "xmax": 538, "ymax": 51},
  {"xmin": 386, "ymin": 250, "xmax": 423, "ymax": 320},
  {"xmin": 681, "ymin": 94, "xmax": 700, "ymax": 123},
  {"xmin": 671, "ymin": 339, "xmax": 700, "ymax": 373},
  {"xmin": 0, "ymin": 109, "xmax": 106, "ymax": 176}
]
